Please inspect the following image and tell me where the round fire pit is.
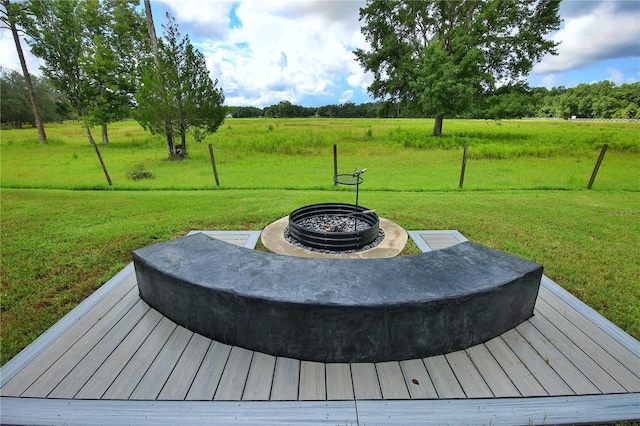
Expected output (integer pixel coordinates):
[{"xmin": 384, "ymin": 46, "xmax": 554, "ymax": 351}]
[{"xmin": 288, "ymin": 203, "xmax": 380, "ymax": 251}]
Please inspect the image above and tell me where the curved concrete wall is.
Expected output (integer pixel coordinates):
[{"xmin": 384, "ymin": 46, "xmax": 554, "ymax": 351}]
[{"xmin": 133, "ymin": 233, "xmax": 543, "ymax": 363}]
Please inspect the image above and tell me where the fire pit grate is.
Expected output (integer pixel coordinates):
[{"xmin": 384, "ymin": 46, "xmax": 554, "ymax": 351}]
[{"xmin": 287, "ymin": 203, "xmax": 382, "ymax": 253}]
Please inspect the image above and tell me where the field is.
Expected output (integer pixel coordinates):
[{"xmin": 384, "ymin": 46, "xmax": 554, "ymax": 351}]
[{"xmin": 1, "ymin": 118, "xmax": 639, "ymax": 365}]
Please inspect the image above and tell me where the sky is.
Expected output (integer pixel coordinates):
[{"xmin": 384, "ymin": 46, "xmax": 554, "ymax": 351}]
[{"xmin": 1, "ymin": 0, "xmax": 639, "ymax": 108}]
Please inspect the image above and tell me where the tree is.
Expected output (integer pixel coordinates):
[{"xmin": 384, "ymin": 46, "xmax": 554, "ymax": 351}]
[
  {"xmin": 134, "ymin": 13, "xmax": 226, "ymax": 157},
  {"xmin": 22, "ymin": 0, "xmax": 97, "ymax": 142},
  {"xmin": 80, "ymin": 0, "xmax": 146, "ymax": 144},
  {"xmin": 0, "ymin": 67, "xmax": 67, "ymax": 127},
  {"xmin": 143, "ymin": 0, "xmax": 176, "ymax": 156},
  {"xmin": 22, "ymin": 0, "xmax": 143, "ymax": 145},
  {"xmin": 1, "ymin": 0, "xmax": 46, "ymax": 142},
  {"xmin": 355, "ymin": 0, "xmax": 561, "ymax": 135}
]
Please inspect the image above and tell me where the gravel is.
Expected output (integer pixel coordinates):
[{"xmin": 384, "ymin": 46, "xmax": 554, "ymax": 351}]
[{"xmin": 285, "ymin": 214, "xmax": 385, "ymax": 254}]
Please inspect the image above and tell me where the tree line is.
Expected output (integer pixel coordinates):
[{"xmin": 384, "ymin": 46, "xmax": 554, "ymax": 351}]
[
  {"xmin": 1, "ymin": 0, "xmax": 225, "ymax": 157},
  {"xmin": 226, "ymin": 81, "xmax": 640, "ymax": 120}
]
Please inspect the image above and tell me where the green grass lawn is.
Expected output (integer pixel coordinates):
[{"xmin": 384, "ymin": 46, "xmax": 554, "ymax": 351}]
[{"xmin": 1, "ymin": 118, "xmax": 639, "ymax": 366}]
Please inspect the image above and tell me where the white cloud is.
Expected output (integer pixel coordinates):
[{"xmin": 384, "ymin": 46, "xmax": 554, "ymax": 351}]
[
  {"xmin": 153, "ymin": 0, "xmax": 234, "ymax": 39},
  {"xmin": 533, "ymin": 1, "xmax": 640, "ymax": 74},
  {"xmin": 604, "ymin": 68, "xmax": 625, "ymax": 85},
  {"xmin": 170, "ymin": 0, "xmax": 368, "ymax": 106},
  {"xmin": 339, "ymin": 90, "xmax": 354, "ymax": 103},
  {"xmin": 539, "ymin": 74, "xmax": 558, "ymax": 89},
  {"xmin": 0, "ymin": 31, "xmax": 44, "ymax": 76}
]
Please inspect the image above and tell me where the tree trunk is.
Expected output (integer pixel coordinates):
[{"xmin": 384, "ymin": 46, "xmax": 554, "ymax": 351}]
[
  {"xmin": 180, "ymin": 128, "xmax": 187, "ymax": 156},
  {"xmin": 6, "ymin": 0, "xmax": 47, "ymax": 143},
  {"xmin": 101, "ymin": 124, "xmax": 109, "ymax": 144},
  {"xmin": 144, "ymin": 0, "xmax": 176, "ymax": 157},
  {"xmin": 85, "ymin": 127, "xmax": 96, "ymax": 145},
  {"xmin": 432, "ymin": 115, "xmax": 444, "ymax": 136}
]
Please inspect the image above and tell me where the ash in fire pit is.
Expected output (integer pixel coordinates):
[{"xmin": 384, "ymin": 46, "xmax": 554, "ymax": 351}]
[{"xmin": 286, "ymin": 203, "xmax": 384, "ymax": 254}]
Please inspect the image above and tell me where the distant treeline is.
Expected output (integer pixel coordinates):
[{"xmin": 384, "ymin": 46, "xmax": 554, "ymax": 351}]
[
  {"xmin": 3, "ymin": 67, "xmax": 639, "ymax": 128},
  {"xmin": 229, "ymin": 81, "xmax": 640, "ymax": 120}
]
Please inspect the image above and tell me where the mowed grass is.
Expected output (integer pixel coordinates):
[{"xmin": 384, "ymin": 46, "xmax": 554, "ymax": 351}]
[{"xmin": 1, "ymin": 118, "xmax": 639, "ymax": 366}]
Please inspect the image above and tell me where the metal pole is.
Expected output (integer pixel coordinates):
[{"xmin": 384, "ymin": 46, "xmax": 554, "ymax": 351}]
[
  {"xmin": 333, "ymin": 144, "xmax": 338, "ymax": 186},
  {"xmin": 354, "ymin": 180, "xmax": 359, "ymax": 232}
]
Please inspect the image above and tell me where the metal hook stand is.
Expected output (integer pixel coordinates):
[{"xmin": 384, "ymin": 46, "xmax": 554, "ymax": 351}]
[{"xmin": 333, "ymin": 168, "xmax": 367, "ymax": 231}]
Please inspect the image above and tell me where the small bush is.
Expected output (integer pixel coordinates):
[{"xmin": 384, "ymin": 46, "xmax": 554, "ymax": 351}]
[
  {"xmin": 365, "ymin": 127, "xmax": 374, "ymax": 140},
  {"xmin": 126, "ymin": 164, "xmax": 154, "ymax": 181}
]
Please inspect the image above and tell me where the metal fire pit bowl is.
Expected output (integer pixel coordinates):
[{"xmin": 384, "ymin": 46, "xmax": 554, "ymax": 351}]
[{"xmin": 288, "ymin": 203, "xmax": 380, "ymax": 251}]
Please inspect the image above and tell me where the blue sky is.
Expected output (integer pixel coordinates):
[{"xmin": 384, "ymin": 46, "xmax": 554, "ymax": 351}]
[{"xmin": 1, "ymin": 0, "xmax": 639, "ymax": 108}]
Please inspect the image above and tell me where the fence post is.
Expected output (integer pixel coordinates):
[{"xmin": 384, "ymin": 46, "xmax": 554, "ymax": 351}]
[
  {"xmin": 459, "ymin": 144, "xmax": 469, "ymax": 188},
  {"xmin": 94, "ymin": 144, "xmax": 112, "ymax": 186},
  {"xmin": 587, "ymin": 144, "xmax": 608, "ymax": 189},
  {"xmin": 333, "ymin": 144, "xmax": 338, "ymax": 186},
  {"xmin": 208, "ymin": 144, "xmax": 220, "ymax": 186}
]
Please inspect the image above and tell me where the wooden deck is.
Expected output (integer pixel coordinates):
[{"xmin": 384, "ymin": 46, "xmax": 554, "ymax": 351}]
[{"xmin": 2, "ymin": 230, "xmax": 638, "ymax": 425}]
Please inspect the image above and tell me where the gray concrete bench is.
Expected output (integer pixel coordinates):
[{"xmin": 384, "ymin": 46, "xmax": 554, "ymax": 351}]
[{"xmin": 133, "ymin": 232, "xmax": 543, "ymax": 363}]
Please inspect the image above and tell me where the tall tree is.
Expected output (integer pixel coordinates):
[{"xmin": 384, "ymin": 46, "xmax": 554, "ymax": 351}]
[
  {"xmin": 1, "ymin": 0, "xmax": 46, "ymax": 142},
  {"xmin": 80, "ymin": 0, "xmax": 146, "ymax": 144},
  {"xmin": 22, "ymin": 0, "xmax": 143, "ymax": 145},
  {"xmin": 355, "ymin": 0, "xmax": 561, "ymax": 135},
  {"xmin": 134, "ymin": 13, "xmax": 226, "ymax": 157},
  {"xmin": 143, "ymin": 0, "xmax": 176, "ymax": 156},
  {"xmin": 22, "ymin": 0, "xmax": 97, "ymax": 144}
]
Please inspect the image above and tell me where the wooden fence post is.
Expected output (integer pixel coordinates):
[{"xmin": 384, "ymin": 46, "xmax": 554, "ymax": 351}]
[
  {"xmin": 459, "ymin": 144, "xmax": 468, "ymax": 188},
  {"xmin": 208, "ymin": 144, "xmax": 220, "ymax": 186},
  {"xmin": 94, "ymin": 144, "xmax": 112, "ymax": 186},
  {"xmin": 587, "ymin": 144, "xmax": 608, "ymax": 189}
]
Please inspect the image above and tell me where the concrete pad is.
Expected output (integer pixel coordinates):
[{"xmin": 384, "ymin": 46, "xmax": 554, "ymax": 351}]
[{"xmin": 261, "ymin": 216, "xmax": 408, "ymax": 259}]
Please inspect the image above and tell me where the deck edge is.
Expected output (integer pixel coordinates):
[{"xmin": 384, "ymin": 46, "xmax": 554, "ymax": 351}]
[
  {"xmin": 0, "ymin": 397, "xmax": 358, "ymax": 425},
  {"xmin": 0, "ymin": 262, "xmax": 135, "ymax": 387},
  {"xmin": 540, "ymin": 275, "xmax": 640, "ymax": 357}
]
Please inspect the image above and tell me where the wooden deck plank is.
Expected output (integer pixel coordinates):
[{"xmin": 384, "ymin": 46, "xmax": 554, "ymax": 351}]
[
  {"xmin": 270, "ymin": 357, "xmax": 300, "ymax": 401},
  {"xmin": 129, "ymin": 326, "xmax": 193, "ymax": 400},
  {"xmin": 20, "ymin": 288, "xmax": 140, "ymax": 398},
  {"xmin": 1, "ymin": 279, "xmax": 137, "ymax": 397},
  {"xmin": 298, "ymin": 361, "xmax": 326, "ymax": 401},
  {"xmin": 74, "ymin": 308, "xmax": 163, "ymax": 399},
  {"xmin": 326, "ymin": 363, "xmax": 354, "ymax": 401},
  {"xmin": 242, "ymin": 352, "xmax": 276, "ymax": 401},
  {"xmin": 465, "ymin": 344, "xmax": 521, "ymax": 397},
  {"xmin": 351, "ymin": 363, "xmax": 382, "ymax": 400},
  {"xmin": 446, "ymin": 350, "xmax": 493, "ymax": 398},
  {"xmin": 527, "ymin": 312, "xmax": 627, "ymax": 394},
  {"xmin": 516, "ymin": 319, "xmax": 602, "ymax": 395},
  {"xmin": 502, "ymin": 328, "xmax": 574, "ymax": 396},
  {"xmin": 376, "ymin": 362, "xmax": 410, "ymax": 400},
  {"xmin": 48, "ymin": 299, "xmax": 150, "ymax": 399},
  {"xmin": 423, "ymin": 355, "xmax": 465, "ymax": 398},
  {"xmin": 539, "ymin": 280, "xmax": 640, "ymax": 370},
  {"xmin": 102, "ymin": 317, "xmax": 176, "ymax": 400},
  {"xmin": 157, "ymin": 333, "xmax": 212, "ymax": 400},
  {"xmin": 213, "ymin": 346, "xmax": 253, "ymax": 401},
  {"xmin": 484, "ymin": 336, "xmax": 548, "ymax": 397},
  {"xmin": 399, "ymin": 359, "xmax": 438, "ymax": 399},
  {"xmin": 185, "ymin": 341, "xmax": 231, "ymax": 401},
  {"xmin": 536, "ymin": 297, "xmax": 640, "ymax": 392}
]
